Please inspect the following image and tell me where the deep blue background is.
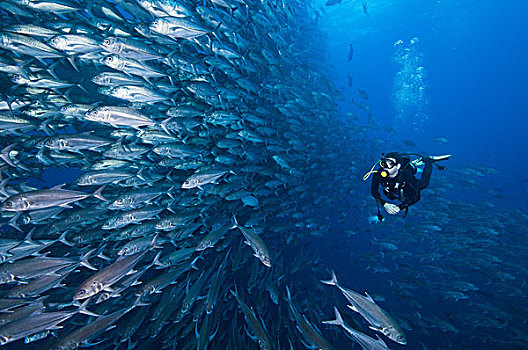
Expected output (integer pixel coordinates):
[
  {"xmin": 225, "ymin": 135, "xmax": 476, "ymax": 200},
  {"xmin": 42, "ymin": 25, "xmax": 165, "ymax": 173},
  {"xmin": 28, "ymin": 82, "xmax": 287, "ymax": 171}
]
[
  {"xmin": 319, "ymin": 0, "xmax": 528, "ymax": 210},
  {"xmin": 315, "ymin": 1, "xmax": 528, "ymax": 348}
]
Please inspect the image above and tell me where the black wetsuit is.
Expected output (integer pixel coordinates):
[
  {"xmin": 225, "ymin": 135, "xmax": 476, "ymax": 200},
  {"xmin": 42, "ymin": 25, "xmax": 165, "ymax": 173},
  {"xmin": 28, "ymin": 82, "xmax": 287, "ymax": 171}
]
[{"xmin": 371, "ymin": 158, "xmax": 433, "ymax": 210}]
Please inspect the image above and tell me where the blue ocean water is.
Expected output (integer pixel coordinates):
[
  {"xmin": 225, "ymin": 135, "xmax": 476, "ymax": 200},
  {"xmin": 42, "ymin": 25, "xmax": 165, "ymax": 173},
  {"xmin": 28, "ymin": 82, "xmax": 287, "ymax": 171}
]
[
  {"xmin": 320, "ymin": 0, "xmax": 528, "ymax": 209},
  {"xmin": 318, "ymin": 0, "xmax": 528, "ymax": 348}
]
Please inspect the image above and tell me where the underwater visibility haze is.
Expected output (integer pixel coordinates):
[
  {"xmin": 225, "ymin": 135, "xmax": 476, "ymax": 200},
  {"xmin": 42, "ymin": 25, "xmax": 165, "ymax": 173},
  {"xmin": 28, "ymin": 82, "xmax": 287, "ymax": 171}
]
[{"xmin": 0, "ymin": 0, "xmax": 527, "ymax": 349}]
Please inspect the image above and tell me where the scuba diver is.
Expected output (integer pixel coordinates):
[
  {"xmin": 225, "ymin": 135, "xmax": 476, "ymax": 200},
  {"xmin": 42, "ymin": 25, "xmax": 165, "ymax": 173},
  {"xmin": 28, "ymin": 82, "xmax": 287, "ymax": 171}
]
[{"xmin": 363, "ymin": 152, "xmax": 451, "ymax": 220}]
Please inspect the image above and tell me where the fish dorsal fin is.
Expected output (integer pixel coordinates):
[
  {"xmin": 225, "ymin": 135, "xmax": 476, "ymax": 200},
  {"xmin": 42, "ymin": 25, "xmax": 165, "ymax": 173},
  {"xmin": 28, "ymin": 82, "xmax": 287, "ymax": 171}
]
[
  {"xmin": 364, "ymin": 291, "xmax": 375, "ymax": 303},
  {"xmin": 50, "ymin": 183, "xmax": 66, "ymax": 190}
]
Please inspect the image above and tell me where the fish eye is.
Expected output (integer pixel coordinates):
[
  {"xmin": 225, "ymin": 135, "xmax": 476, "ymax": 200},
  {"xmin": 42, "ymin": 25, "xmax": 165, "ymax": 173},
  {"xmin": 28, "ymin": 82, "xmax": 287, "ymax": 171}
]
[
  {"xmin": 106, "ymin": 56, "xmax": 113, "ymax": 62},
  {"xmin": 77, "ymin": 290, "xmax": 86, "ymax": 296},
  {"xmin": 153, "ymin": 20, "xmax": 159, "ymax": 25},
  {"xmin": 4, "ymin": 201, "xmax": 12, "ymax": 208},
  {"xmin": 103, "ymin": 39, "xmax": 110, "ymax": 45}
]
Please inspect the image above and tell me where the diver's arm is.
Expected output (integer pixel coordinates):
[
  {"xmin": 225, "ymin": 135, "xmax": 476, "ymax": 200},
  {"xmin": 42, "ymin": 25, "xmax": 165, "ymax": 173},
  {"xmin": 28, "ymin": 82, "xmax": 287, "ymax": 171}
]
[
  {"xmin": 371, "ymin": 176, "xmax": 399, "ymax": 214},
  {"xmin": 370, "ymin": 175, "xmax": 386, "ymax": 205}
]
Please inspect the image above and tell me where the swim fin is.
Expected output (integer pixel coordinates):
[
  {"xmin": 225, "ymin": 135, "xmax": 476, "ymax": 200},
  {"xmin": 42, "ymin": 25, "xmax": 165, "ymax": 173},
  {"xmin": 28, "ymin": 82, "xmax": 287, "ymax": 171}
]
[{"xmin": 430, "ymin": 154, "xmax": 451, "ymax": 162}]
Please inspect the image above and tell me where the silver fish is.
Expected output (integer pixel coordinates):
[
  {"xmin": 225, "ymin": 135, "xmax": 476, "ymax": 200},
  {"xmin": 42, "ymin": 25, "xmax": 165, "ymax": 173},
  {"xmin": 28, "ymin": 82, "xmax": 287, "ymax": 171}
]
[
  {"xmin": 181, "ymin": 169, "xmax": 229, "ymax": 189},
  {"xmin": 230, "ymin": 288, "xmax": 272, "ymax": 350},
  {"xmin": 74, "ymin": 237, "xmax": 155, "ymax": 300},
  {"xmin": 149, "ymin": 17, "xmax": 209, "ymax": 39},
  {"xmin": 0, "ymin": 301, "xmax": 94, "ymax": 346},
  {"xmin": 235, "ymin": 218, "xmax": 271, "ymax": 267},
  {"xmin": 321, "ymin": 270, "xmax": 407, "ymax": 345},
  {"xmin": 85, "ymin": 106, "xmax": 157, "ymax": 129},
  {"xmin": 1, "ymin": 184, "xmax": 105, "ymax": 211},
  {"xmin": 285, "ymin": 286, "xmax": 335, "ymax": 350},
  {"xmin": 323, "ymin": 307, "xmax": 390, "ymax": 350},
  {"xmin": 52, "ymin": 306, "xmax": 134, "ymax": 350}
]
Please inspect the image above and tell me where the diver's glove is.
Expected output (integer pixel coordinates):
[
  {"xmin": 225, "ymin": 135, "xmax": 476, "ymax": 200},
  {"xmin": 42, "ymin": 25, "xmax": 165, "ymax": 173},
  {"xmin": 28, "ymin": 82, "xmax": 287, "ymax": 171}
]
[{"xmin": 383, "ymin": 203, "xmax": 400, "ymax": 215}]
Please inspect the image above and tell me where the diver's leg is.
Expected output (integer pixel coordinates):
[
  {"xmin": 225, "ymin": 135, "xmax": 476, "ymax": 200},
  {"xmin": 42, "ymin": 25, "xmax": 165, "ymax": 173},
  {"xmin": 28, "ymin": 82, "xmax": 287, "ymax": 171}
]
[{"xmin": 418, "ymin": 159, "xmax": 433, "ymax": 190}]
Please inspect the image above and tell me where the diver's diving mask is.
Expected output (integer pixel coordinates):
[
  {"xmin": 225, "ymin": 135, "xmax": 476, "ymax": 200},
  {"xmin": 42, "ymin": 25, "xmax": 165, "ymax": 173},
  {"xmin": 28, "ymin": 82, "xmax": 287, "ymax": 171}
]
[{"xmin": 380, "ymin": 158, "xmax": 397, "ymax": 169}]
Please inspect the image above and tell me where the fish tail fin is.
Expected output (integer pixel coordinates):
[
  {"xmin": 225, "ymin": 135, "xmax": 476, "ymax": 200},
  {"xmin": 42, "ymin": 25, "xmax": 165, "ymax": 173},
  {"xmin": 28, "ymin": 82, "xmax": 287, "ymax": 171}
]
[
  {"xmin": 48, "ymin": 60, "xmax": 61, "ymax": 80},
  {"xmin": 152, "ymin": 250, "xmax": 163, "ymax": 267},
  {"xmin": 0, "ymin": 144, "xmax": 17, "ymax": 167},
  {"xmin": 160, "ymin": 117, "xmax": 173, "ymax": 135},
  {"xmin": 221, "ymin": 248, "xmax": 231, "ymax": 267},
  {"xmin": 79, "ymin": 248, "xmax": 97, "ymax": 271},
  {"xmin": 231, "ymin": 215, "xmax": 238, "ymax": 229},
  {"xmin": 229, "ymin": 285, "xmax": 240, "ymax": 302},
  {"xmin": 147, "ymin": 252, "xmax": 161, "ymax": 271},
  {"xmin": 58, "ymin": 231, "xmax": 73, "ymax": 247},
  {"xmin": 285, "ymin": 285, "xmax": 291, "ymax": 300},
  {"xmin": 76, "ymin": 79, "xmax": 89, "ymax": 95},
  {"xmin": 133, "ymin": 294, "xmax": 150, "ymax": 308},
  {"xmin": 229, "ymin": 7, "xmax": 238, "ymax": 17},
  {"xmin": 322, "ymin": 306, "xmax": 344, "ymax": 326},
  {"xmin": 136, "ymin": 167, "xmax": 146, "ymax": 181},
  {"xmin": 0, "ymin": 171, "xmax": 9, "ymax": 197},
  {"xmin": 78, "ymin": 298, "xmax": 99, "ymax": 317},
  {"xmin": 194, "ymin": 318, "xmax": 200, "ymax": 340},
  {"xmin": 8, "ymin": 213, "xmax": 22, "ymax": 232},
  {"xmin": 210, "ymin": 322, "xmax": 220, "ymax": 341},
  {"xmin": 190, "ymin": 255, "xmax": 203, "ymax": 270},
  {"xmin": 149, "ymin": 232, "xmax": 159, "ymax": 250},
  {"xmin": 22, "ymin": 228, "xmax": 35, "ymax": 242},
  {"xmin": 93, "ymin": 185, "xmax": 107, "ymax": 201},
  {"xmin": 321, "ymin": 270, "xmax": 338, "ymax": 286}
]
